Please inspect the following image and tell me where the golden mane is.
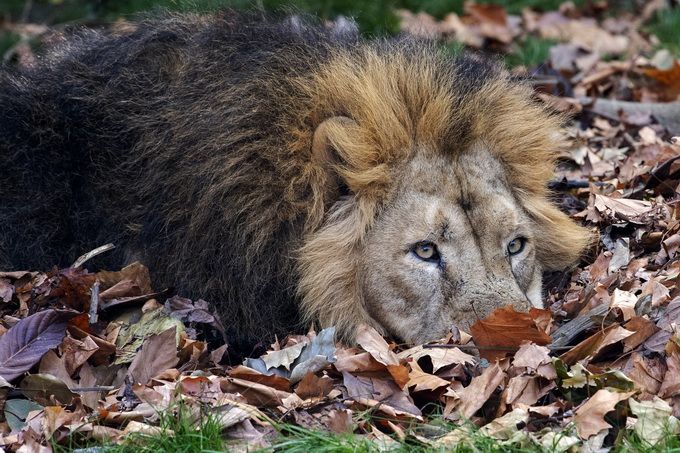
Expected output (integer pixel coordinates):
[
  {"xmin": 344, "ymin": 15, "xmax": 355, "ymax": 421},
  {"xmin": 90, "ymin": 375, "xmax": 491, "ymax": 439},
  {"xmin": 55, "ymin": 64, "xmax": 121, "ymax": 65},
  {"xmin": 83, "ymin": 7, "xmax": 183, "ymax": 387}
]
[{"xmin": 293, "ymin": 43, "xmax": 591, "ymax": 340}]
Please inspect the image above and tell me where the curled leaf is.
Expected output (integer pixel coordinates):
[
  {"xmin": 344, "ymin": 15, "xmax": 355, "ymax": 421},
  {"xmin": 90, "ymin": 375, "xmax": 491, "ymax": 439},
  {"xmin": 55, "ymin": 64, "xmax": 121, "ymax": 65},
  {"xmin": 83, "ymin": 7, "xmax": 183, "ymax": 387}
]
[{"xmin": 0, "ymin": 310, "xmax": 77, "ymax": 382}]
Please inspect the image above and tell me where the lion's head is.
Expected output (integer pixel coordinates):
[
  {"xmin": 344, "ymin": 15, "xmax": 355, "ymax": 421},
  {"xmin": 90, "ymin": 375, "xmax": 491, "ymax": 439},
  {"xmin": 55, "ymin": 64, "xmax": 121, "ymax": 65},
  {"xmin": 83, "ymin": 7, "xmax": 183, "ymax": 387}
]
[{"xmin": 294, "ymin": 42, "xmax": 591, "ymax": 344}]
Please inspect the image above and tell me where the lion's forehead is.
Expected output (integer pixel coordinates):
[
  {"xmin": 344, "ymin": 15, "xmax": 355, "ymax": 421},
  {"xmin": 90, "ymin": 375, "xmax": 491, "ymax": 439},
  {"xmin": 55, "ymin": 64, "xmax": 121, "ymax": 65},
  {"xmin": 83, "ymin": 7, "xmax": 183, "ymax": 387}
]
[{"xmin": 395, "ymin": 144, "xmax": 522, "ymax": 229}]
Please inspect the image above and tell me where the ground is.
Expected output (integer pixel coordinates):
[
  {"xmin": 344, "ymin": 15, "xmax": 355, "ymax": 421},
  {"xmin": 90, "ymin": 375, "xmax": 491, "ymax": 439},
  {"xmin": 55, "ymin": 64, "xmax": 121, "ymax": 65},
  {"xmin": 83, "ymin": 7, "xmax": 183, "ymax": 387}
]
[{"xmin": 1, "ymin": 1, "xmax": 680, "ymax": 452}]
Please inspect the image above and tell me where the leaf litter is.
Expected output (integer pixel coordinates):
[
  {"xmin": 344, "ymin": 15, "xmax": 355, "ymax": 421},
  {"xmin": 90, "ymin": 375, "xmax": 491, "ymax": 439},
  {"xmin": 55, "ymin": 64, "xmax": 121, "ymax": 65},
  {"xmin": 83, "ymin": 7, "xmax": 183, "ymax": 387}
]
[{"xmin": 1, "ymin": 0, "xmax": 680, "ymax": 451}]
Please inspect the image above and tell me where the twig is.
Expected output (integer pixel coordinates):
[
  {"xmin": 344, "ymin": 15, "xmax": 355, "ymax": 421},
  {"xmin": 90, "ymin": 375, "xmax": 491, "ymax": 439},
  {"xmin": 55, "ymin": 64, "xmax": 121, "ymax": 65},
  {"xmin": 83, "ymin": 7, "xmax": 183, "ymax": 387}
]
[
  {"xmin": 70, "ymin": 386, "xmax": 115, "ymax": 392},
  {"xmin": 7, "ymin": 386, "xmax": 114, "ymax": 399},
  {"xmin": 72, "ymin": 243, "xmax": 115, "ymax": 269},
  {"xmin": 89, "ymin": 280, "xmax": 100, "ymax": 325},
  {"xmin": 421, "ymin": 344, "xmax": 574, "ymax": 352}
]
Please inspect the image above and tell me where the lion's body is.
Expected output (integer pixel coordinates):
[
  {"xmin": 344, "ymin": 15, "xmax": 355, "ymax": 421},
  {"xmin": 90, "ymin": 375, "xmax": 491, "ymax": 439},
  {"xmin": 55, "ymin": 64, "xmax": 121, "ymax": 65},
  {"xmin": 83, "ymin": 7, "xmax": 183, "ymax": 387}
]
[{"xmin": 0, "ymin": 13, "xmax": 589, "ymax": 350}]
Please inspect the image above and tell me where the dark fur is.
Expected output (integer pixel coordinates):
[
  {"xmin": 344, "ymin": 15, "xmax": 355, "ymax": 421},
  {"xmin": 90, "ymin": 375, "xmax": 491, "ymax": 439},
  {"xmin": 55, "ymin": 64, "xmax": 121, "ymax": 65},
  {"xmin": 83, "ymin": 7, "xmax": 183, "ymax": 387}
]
[{"xmin": 0, "ymin": 13, "xmax": 538, "ymax": 349}]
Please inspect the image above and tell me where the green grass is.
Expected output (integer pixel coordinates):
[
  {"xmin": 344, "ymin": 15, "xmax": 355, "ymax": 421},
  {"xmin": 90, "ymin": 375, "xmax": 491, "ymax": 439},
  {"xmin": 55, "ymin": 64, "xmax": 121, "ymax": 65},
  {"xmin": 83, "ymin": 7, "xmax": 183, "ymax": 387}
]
[
  {"xmin": 48, "ymin": 404, "xmax": 680, "ymax": 453},
  {"xmin": 504, "ymin": 36, "xmax": 556, "ymax": 69},
  {"xmin": 0, "ymin": 0, "xmax": 588, "ymax": 37},
  {"xmin": 0, "ymin": 31, "xmax": 21, "ymax": 60},
  {"xmin": 647, "ymin": 6, "xmax": 680, "ymax": 57},
  {"xmin": 613, "ymin": 427, "xmax": 680, "ymax": 453},
  {"xmin": 54, "ymin": 404, "xmax": 225, "ymax": 452},
  {"xmin": 272, "ymin": 423, "xmax": 538, "ymax": 453}
]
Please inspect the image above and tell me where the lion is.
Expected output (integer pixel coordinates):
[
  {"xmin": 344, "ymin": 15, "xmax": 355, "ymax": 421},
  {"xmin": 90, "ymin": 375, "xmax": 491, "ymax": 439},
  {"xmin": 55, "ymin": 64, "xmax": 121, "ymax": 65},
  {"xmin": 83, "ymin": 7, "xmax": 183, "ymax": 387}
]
[{"xmin": 0, "ymin": 13, "xmax": 591, "ymax": 351}]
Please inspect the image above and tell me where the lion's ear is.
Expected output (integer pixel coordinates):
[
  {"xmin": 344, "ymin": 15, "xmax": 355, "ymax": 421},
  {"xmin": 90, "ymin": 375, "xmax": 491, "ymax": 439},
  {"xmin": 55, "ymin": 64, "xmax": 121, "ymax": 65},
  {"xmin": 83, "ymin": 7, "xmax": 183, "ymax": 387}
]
[
  {"xmin": 312, "ymin": 116, "xmax": 357, "ymax": 166},
  {"xmin": 524, "ymin": 196, "xmax": 595, "ymax": 271}
]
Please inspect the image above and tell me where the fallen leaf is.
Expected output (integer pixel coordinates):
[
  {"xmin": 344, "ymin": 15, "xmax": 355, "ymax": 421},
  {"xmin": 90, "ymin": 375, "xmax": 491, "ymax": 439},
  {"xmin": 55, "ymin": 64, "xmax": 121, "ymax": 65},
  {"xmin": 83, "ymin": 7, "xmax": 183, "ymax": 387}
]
[
  {"xmin": 20, "ymin": 374, "xmax": 77, "ymax": 405},
  {"xmin": 560, "ymin": 325, "xmax": 633, "ymax": 365},
  {"xmin": 261, "ymin": 341, "xmax": 306, "ymax": 371},
  {"xmin": 659, "ymin": 347, "xmax": 680, "ymax": 399},
  {"xmin": 574, "ymin": 389, "xmax": 633, "ymax": 439},
  {"xmin": 228, "ymin": 366, "xmax": 291, "ymax": 392},
  {"xmin": 622, "ymin": 317, "xmax": 659, "ymax": 352},
  {"xmin": 0, "ymin": 278, "xmax": 14, "ymax": 302},
  {"xmin": 479, "ymin": 407, "xmax": 529, "ymax": 439},
  {"xmin": 327, "ymin": 409, "xmax": 353, "ymax": 434},
  {"xmin": 470, "ymin": 306, "xmax": 552, "ymax": 361},
  {"xmin": 342, "ymin": 371, "xmax": 421, "ymax": 416},
  {"xmin": 220, "ymin": 376, "xmax": 291, "ymax": 407},
  {"xmin": 0, "ymin": 310, "xmax": 77, "ymax": 382},
  {"xmin": 406, "ymin": 361, "xmax": 450, "ymax": 392},
  {"xmin": 61, "ymin": 335, "xmax": 99, "ymax": 376},
  {"xmin": 114, "ymin": 308, "xmax": 183, "ymax": 364},
  {"xmin": 592, "ymin": 194, "xmax": 654, "ymax": 221},
  {"xmin": 456, "ymin": 363, "xmax": 506, "ymax": 419},
  {"xmin": 96, "ymin": 262, "xmax": 152, "ymax": 294},
  {"xmin": 289, "ymin": 327, "xmax": 336, "ymax": 383},
  {"xmin": 355, "ymin": 324, "xmax": 409, "ymax": 387},
  {"xmin": 123, "ymin": 420, "xmax": 173, "ymax": 436},
  {"xmin": 4, "ymin": 399, "xmax": 43, "ymax": 432},
  {"xmin": 629, "ymin": 397, "xmax": 680, "ymax": 445},
  {"xmin": 611, "ymin": 289, "xmax": 637, "ymax": 321},
  {"xmin": 626, "ymin": 352, "xmax": 665, "ymax": 395},
  {"xmin": 295, "ymin": 372, "xmax": 334, "ymax": 399},
  {"xmin": 397, "ymin": 345, "xmax": 476, "ymax": 373},
  {"xmin": 127, "ymin": 327, "xmax": 179, "ymax": 385},
  {"xmin": 334, "ymin": 351, "xmax": 386, "ymax": 373},
  {"xmin": 505, "ymin": 374, "xmax": 555, "ymax": 408},
  {"xmin": 512, "ymin": 343, "xmax": 552, "ymax": 371}
]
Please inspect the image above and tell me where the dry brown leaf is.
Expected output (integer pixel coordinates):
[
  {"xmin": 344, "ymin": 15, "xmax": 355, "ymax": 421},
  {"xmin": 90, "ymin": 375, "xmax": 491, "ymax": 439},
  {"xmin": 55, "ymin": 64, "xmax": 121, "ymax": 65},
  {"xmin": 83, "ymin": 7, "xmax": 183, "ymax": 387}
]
[
  {"xmin": 622, "ymin": 317, "xmax": 659, "ymax": 352},
  {"xmin": 220, "ymin": 376, "xmax": 292, "ymax": 407},
  {"xmin": 507, "ymin": 375, "xmax": 555, "ymax": 408},
  {"xmin": 96, "ymin": 262, "xmax": 152, "ymax": 294},
  {"xmin": 355, "ymin": 324, "xmax": 409, "ymax": 388},
  {"xmin": 67, "ymin": 326, "xmax": 116, "ymax": 366},
  {"xmin": 470, "ymin": 306, "xmax": 552, "ymax": 361},
  {"xmin": 592, "ymin": 194, "xmax": 654, "ymax": 220},
  {"xmin": 127, "ymin": 327, "xmax": 178, "ymax": 385},
  {"xmin": 295, "ymin": 373, "xmax": 334, "ymax": 400},
  {"xmin": 512, "ymin": 343, "xmax": 552, "ymax": 371},
  {"xmin": 342, "ymin": 371, "xmax": 421, "ymax": 416},
  {"xmin": 528, "ymin": 402, "xmax": 562, "ymax": 417},
  {"xmin": 397, "ymin": 345, "xmax": 476, "ymax": 373},
  {"xmin": 643, "ymin": 62, "xmax": 680, "ymax": 101},
  {"xmin": 456, "ymin": 363, "xmax": 506, "ymax": 419},
  {"xmin": 464, "ymin": 2, "xmax": 518, "ymax": 44},
  {"xmin": 228, "ymin": 365, "xmax": 291, "ymax": 392},
  {"xmin": 574, "ymin": 389, "xmax": 634, "ymax": 439},
  {"xmin": 327, "ymin": 409, "xmax": 353, "ymax": 434},
  {"xmin": 260, "ymin": 341, "xmax": 306, "ymax": 371},
  {"xmin": 61, "ymin": 335, "xmax": 99, "ymax": 376},
  {"xmin": 334, "ymin": 351, "xmax": 386, "ymax": 373},
  {"xmin": 626, "ymin": 352, "xmax": 666, "ymax": 395},
  {"xmin": 561, "ymin": 325, "xmax": 633, "ymax": 365},
  {"xmin": 479, "ymin": 407, "xmax": 529, "ymax": 439},
  {"xmin": 659, "ymin": 346, "xmax": 680, "ymax": 399},
  {"xmin": 38, "ymin": 350, "xmax": 77, "ymax": 388},
  {"xmin": 611, "ymin": 289, "xmax": 637, "ymax": 321},
  {"xmin": 405, "ymin": 361, "xmax": 450, "ymax": 392}
]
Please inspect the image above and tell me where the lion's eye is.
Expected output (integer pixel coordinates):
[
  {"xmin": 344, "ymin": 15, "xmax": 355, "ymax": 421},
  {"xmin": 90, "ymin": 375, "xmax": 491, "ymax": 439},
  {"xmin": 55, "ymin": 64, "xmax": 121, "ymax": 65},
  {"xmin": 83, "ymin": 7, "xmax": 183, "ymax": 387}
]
[
  {"xmin": 413, "ymin": 241, "xmax": 440, "ymax": 262},
  {"xmin": 507, "ymin": 237, "xmax": 526, "ymax": 256}
]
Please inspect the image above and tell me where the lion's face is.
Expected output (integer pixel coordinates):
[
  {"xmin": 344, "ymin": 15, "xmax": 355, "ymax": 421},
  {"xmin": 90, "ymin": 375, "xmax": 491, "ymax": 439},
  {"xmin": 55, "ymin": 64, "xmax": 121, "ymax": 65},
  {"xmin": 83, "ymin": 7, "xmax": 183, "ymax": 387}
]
[{"xmin": 359, "ymin": 146, "xmax": 543, "ymax": 344}]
